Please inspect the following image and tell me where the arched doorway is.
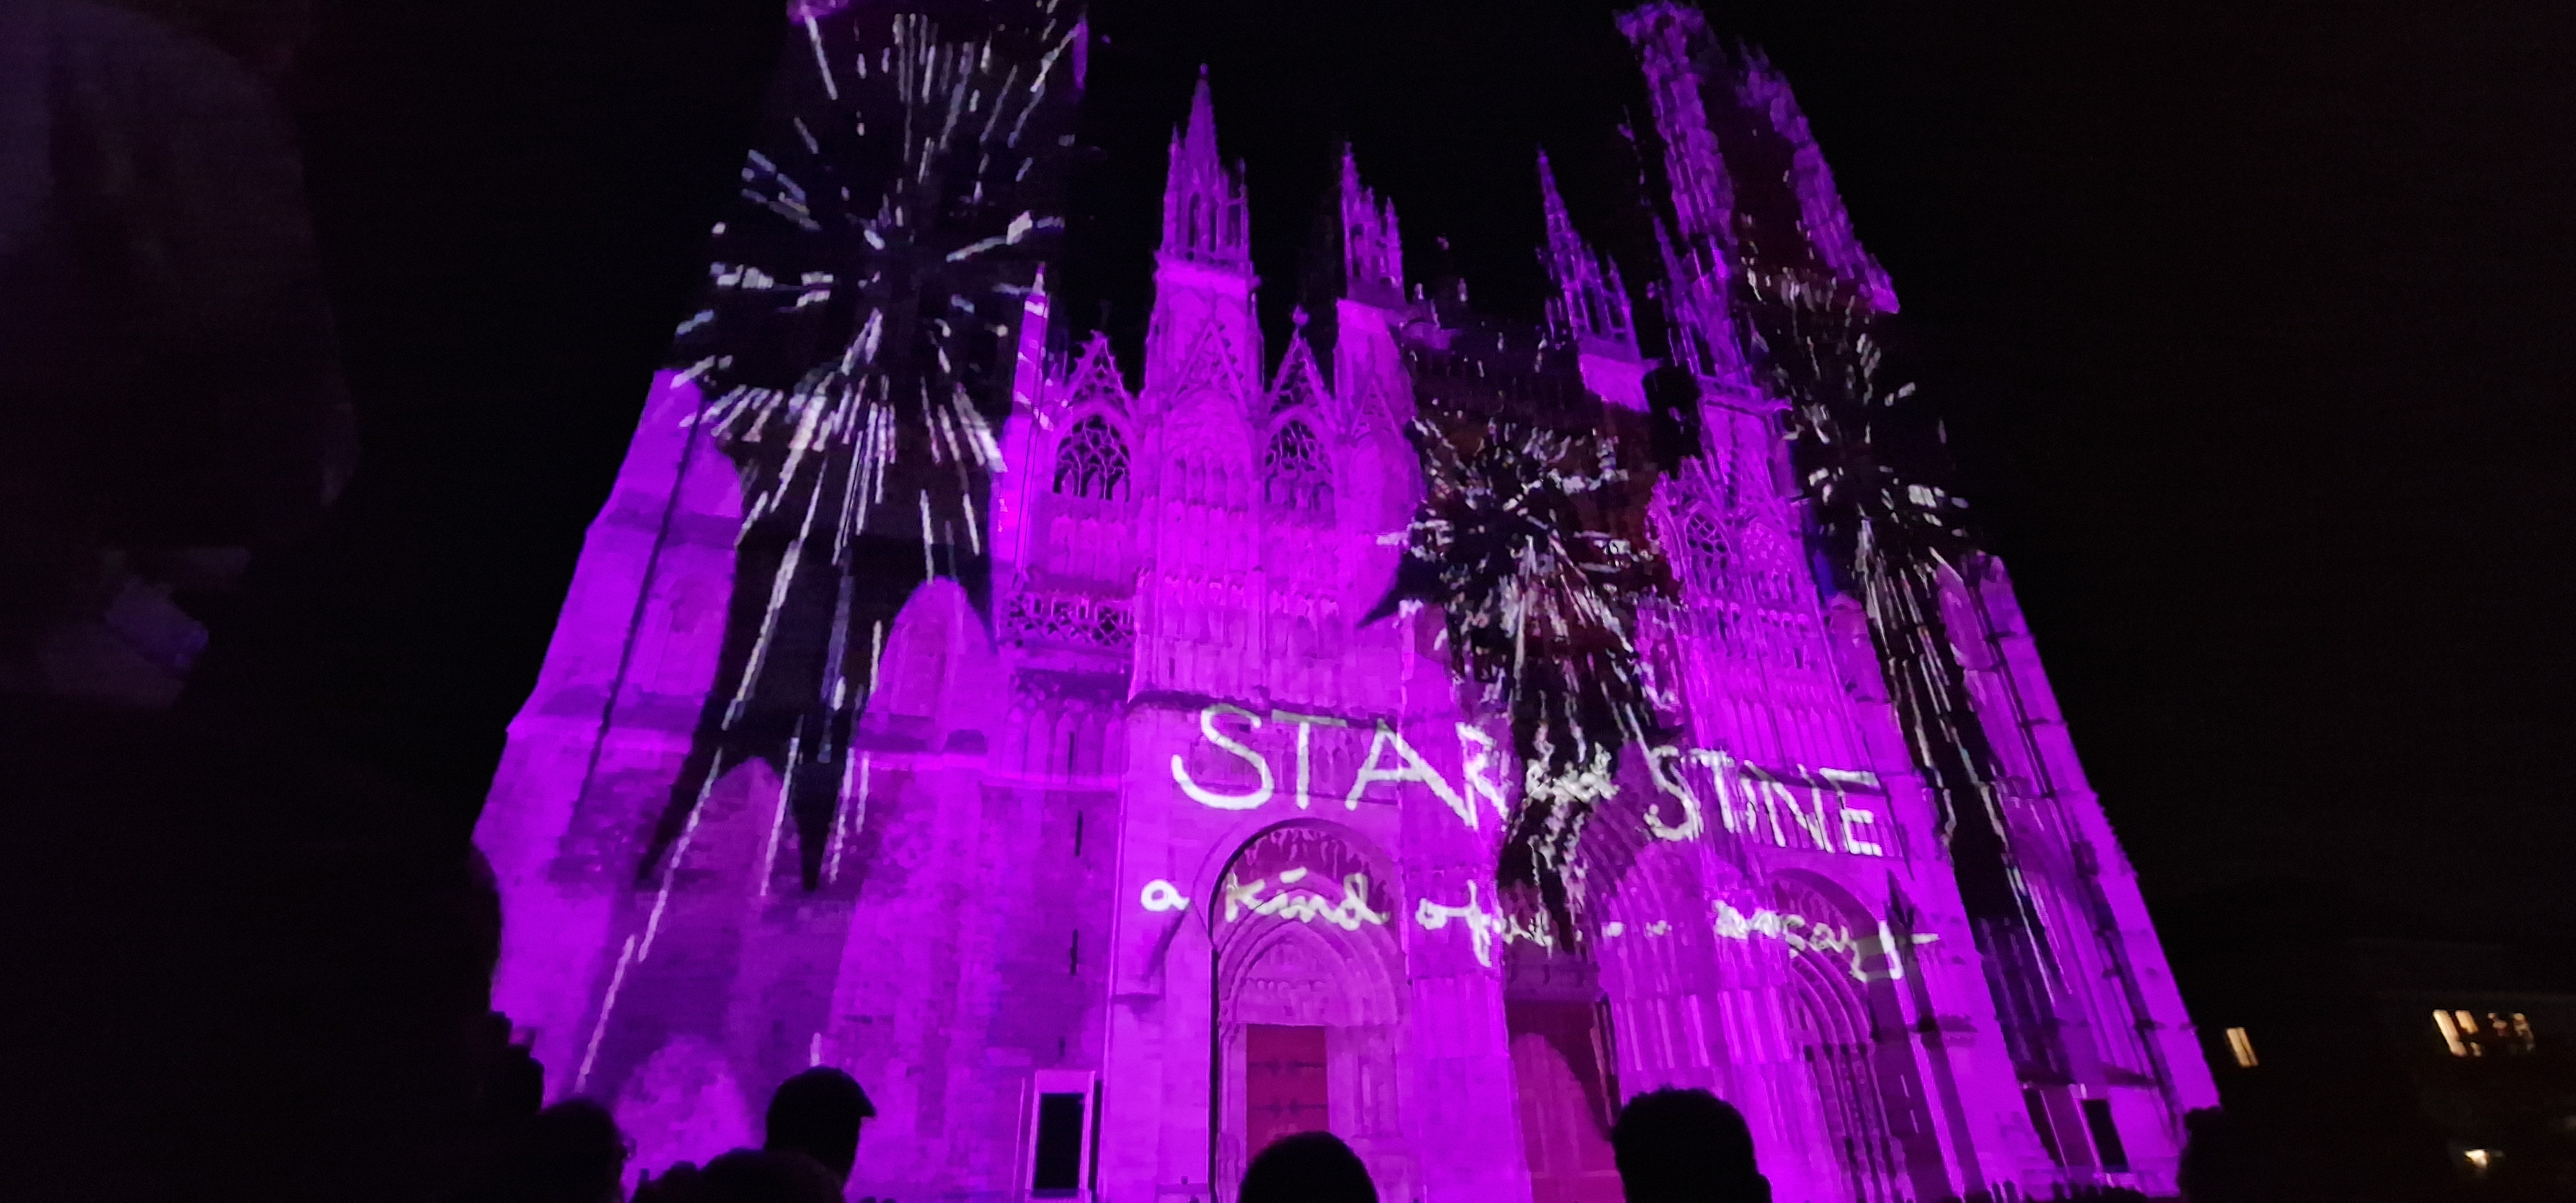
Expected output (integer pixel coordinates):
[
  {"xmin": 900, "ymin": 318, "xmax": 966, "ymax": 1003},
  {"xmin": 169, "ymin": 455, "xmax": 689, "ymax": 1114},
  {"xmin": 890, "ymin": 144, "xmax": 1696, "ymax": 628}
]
[
  {"xmin": 1209, "ymin": 822, "xmax": 1412, "ymax": 1203},
  {"xmin": 1509, "ymin": 836, "xmax": 1730, "ymax": 1203},
  {"xmin": 1772, "ymin": 873, "xmax": 1942, "ymax": 1203},
  {"xmin": 1593, "ymin": 841, "xmax": 1728, "ymax": 1097},
  {"xmin": 1504, "ymin": 939, "xmax": 1624, "ymax": 1203},
  {"xmin": 1783, "ymin": 936, "xmax": 1900, "ymax": 1203}
]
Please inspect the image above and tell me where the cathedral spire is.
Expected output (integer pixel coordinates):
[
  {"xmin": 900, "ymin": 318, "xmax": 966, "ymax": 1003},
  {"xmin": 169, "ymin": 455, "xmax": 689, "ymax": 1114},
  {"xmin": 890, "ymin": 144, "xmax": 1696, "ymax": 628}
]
[
  {"xmin": 1336, "ymin": 145, "xmax": 1405, "ymax": 308},
  {"xmin": 1736, "ymin": 52, "xmax": 1899, "ymax": 311},
  {"xmin": 1159, "ymin": 68, "xmax": 1250, "ymax": 270},
  {"xmin": 1618, "ymin": 5, "xmax": 1733, "ymax": 260},
  {"xmin": 1535, "ymin": 150, "xmax": 1634, "ymax": 357}
]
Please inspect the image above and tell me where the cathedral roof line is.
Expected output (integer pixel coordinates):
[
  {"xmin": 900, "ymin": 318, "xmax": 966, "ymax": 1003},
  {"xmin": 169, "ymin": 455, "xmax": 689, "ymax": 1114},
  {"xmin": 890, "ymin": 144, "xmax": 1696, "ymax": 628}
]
[
  {"xmin": 1042, "ymin": 330, "xmax": 1134, "ymax": 428},
  {"xmin": 1118, "ymin": 10, "xmax": 1906, "ymax": 435}
]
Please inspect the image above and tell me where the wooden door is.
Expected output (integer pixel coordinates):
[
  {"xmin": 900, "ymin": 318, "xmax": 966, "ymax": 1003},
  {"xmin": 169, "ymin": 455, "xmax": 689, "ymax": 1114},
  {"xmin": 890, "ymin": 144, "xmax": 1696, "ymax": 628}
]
[{"xmin": 1245, "ymin": 1024, "xmax": 1331, "ymax": 1160}]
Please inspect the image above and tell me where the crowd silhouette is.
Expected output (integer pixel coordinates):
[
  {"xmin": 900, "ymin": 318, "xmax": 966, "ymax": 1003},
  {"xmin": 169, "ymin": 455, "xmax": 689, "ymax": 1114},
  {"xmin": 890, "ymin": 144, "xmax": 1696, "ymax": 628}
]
[
  {"xmin": 403, "ymin": 854, "xmax": 2240, "ymax": 1203},
  {"xmin": 441, "ymin": 1034, "xmax": 2248, "ymax": 1203},
  {"xmin": 242, "ymin": 823, "xmax": 2246, "ymax": 1203},
  {"xmin": 365, "ymin": 836, "xmax": 2236, "ymax": 1203}
]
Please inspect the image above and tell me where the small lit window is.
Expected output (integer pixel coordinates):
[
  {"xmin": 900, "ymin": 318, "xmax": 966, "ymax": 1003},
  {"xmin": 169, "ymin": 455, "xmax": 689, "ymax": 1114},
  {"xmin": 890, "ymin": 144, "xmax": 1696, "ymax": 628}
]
[
  {"xmin": 2436, "ymin": 1009, "xmax": 2538, "ymax": 1057},
  {"xmin": 2436, "ymin": 1009, "xmax": 2469, "ymax": 1056},
  {"xmin": 2224, "ymin": 1027, "xmax": 2258, "ymax": 1068}
]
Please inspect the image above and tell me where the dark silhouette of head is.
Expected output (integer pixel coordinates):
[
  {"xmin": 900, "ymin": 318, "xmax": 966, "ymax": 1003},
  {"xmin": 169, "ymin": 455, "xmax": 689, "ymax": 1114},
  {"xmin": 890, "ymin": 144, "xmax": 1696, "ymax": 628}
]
[
  {"xmin": 1240, "ymin": 1131, "xmax": 1378, "ymax": 1203},
  {"xmin": 648, "ymin": 1148, "xmax": 842, "ymax": 1203},
  {"xmin": 763, "ymin": 1066, "xmax": 875, "ymax": 1183},
  {"xmin": 1611, "ymin": 1089, "xmax": 1771, "ymax": 1203},
  {"xmin": 489, "ymin": 1099, "xmax": 629, "ymax": 1203}
]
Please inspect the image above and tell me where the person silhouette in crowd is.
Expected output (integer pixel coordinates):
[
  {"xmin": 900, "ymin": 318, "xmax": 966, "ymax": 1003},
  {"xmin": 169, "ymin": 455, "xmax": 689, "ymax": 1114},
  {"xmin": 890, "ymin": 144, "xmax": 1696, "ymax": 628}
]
[
  {"xmin": 455, "ymin": 1010, "xmax": 550, "ymax": 1199},
  {"xmin": 635, "ymin": 1067, "xmax": 875, "ymax": 1203},
  {"xmin": 1609, "ymin": 1088, "xmax": 1773, "ymax": 1203},
  {"xmin": 764, "ymin": 1066, "xmax": 875, "ymax": 1185},
  {"xmin": 480, "ymin": 1013, "xmax": 549, "ymax": 1137},
  {"xmin": 1239, "ymin": 1132, "xmax": 1378, "ymax": 1203},
  {"xmin": 635, "ymin": 1148, "xmax": 841, "ymax": 1203},
  {"xmin": 473, "ymin": 1099, "xmax": 632, "ymax": 1203},
  {"xmin": 0, "ymin": 0, "xmax": 348, "ymax": 712}
]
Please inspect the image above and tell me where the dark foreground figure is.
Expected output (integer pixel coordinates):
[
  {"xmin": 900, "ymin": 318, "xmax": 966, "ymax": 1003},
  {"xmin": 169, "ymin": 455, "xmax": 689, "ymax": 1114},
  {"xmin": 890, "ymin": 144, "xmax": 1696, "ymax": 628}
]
[
  {"xmin": 762, "ymin": 1066, "xmax": 876, "ymax": 1184},
  {"xmin": 0, "ymin": 0, "xmax": 781, "ymax": 1195},
  {"xmin": 632, "ymin": 1066, "xmax": 874, "ymax": 1203},
  {"xmin": 1241, "ymin": 1132, "xmax": 1380, "ymax": 1203},
  {"xmin": 1611, "ymin": 1088, "xmax": 1774, "ymax": 1203},
  {"xmin": 475, "ymin": 1100, "xmax": 630, "ymax": 1203}
]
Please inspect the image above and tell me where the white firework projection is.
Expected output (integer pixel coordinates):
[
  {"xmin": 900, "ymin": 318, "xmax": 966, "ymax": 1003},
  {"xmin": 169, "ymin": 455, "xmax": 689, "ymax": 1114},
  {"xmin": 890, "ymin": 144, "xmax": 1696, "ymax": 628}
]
[
  {"xmin": 635, "ymin": 0, "xmax": 1087, "ymax": 891},
  {"xmin": 1376, "ymin": 397, "xmax": 1679, "ymax": 943}
]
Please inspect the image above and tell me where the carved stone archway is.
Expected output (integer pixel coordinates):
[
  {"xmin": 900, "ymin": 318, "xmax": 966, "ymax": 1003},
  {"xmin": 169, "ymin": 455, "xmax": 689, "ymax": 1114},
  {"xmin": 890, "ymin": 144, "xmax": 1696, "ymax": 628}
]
[
  {"xmin": 1771, "ymin": 871, "xmax": 1944, "ymax": 1203},
  {"xmin": 1206, "ymin": 821, "xmax": 1411, "ymax": 1203}
]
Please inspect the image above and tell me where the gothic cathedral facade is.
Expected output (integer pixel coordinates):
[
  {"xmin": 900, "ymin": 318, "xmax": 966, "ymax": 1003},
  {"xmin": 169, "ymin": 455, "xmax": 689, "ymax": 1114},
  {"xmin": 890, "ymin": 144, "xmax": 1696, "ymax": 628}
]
[{"xmin": 473, "ymin": 7, "xmax": 2217, "ymax": 1201}]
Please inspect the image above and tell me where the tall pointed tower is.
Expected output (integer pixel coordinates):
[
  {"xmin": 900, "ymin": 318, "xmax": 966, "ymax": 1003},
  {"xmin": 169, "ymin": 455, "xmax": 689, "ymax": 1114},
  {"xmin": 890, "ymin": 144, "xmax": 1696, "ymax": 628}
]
[
  {"xmin": 1535, "ymin": 149, "xmax": 1649, "ymax": 409},
  {"xmin": 1620, "ymin": 5, "xmax": 2218, "ymax": 1194},
  {"xmin": 1135, "ymin": 70, "xmax": 1262, "ymax": 701},
  {"xmin": 1142, "ymin": 71, "xmax": 1260, "ymax": 408},
  {"xmin": 1536, "ymin": 150, "xmax": 1635, "ymax": 359}
]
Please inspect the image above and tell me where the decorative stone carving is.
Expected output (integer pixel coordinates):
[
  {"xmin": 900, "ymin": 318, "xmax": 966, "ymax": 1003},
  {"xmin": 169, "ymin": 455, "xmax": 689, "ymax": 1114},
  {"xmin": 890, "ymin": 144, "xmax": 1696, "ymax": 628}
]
[{"xmin": 1001, "ymin": 589, "xmax": 1137, "ymax": 652}]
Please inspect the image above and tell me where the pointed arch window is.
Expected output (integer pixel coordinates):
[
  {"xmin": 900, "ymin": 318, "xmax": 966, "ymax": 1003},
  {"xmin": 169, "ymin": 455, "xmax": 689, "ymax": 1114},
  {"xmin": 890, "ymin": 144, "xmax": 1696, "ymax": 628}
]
[
  {"xmin": 1262, "ymin": 420, "xmax": 1334, "ymax": 522},
  {"xmin": 1680, "ymin": 507, "xmax": 1731, "ymax": 598},
  {"xmin": 1053, "ymin": 416, "xmax": 1130, "ymax": 502}
]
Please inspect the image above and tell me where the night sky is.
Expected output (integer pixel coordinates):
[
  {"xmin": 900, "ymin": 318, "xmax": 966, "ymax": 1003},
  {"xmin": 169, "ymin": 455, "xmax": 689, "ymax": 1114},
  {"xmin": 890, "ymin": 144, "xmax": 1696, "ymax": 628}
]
[
  {"xmin": 1063, "ymin": 0, "xmax": 2576, "ymax": 942},
  {"xmin": 231, "ymin": 0, "xmax": 2575, "ymax": 944}
]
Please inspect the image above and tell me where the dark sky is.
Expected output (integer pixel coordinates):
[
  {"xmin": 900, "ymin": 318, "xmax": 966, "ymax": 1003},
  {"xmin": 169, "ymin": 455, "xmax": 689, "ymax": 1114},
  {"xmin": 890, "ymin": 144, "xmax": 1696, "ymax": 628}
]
[
  {"xmin": 222, "ymin": 0, "xmax": 2572, "ymax": 942},
  {"xmin": 1065, "ymin": 0, "xmax": 2576, "ymax": 937}
]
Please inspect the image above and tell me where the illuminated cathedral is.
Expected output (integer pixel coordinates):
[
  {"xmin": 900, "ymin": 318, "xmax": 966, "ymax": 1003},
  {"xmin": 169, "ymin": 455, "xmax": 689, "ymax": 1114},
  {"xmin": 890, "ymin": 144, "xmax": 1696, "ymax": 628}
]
[{"xmin": 473, "ymin": 5, "xmax": 2217, "ymax": 1200}]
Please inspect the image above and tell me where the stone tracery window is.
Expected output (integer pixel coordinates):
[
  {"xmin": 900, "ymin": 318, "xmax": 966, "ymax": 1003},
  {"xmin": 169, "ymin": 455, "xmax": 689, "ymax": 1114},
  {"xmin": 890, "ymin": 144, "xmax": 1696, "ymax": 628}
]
[
  {"xmin": 1680, "ymin": 507, "xmax": 1730, "ymax": 597},
  {"xmin": 1052, "ymin": 415, "xmax": 1129, "ymax": 502},
  {"xmin": 1262, "ymin": 420, "xmax": 1333, "ymax": 521}
]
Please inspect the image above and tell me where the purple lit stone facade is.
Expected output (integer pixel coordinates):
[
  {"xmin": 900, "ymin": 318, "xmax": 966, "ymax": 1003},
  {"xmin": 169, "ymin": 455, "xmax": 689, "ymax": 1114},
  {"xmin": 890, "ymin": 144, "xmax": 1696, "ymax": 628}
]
[{"xmin": 476, "ymin": 8, "xmax": 2216, "ymax": 1200}]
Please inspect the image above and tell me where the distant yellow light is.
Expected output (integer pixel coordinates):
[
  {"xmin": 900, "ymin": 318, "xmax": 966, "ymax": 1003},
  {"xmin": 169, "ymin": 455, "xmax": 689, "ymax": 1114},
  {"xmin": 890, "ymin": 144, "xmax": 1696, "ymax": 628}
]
[
  {"xmin": 2434, "ymin": 1010, "xmax": 2470, "ymax": 1057},
  {"xmin": 2224, "ymin": 1027, "xmax": 2258, "ymax": 1068}
]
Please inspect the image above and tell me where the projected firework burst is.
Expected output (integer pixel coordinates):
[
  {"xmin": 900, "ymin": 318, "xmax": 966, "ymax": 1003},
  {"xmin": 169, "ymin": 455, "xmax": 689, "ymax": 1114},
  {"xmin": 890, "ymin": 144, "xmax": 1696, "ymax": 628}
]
[
  {"xmin": 636, "ymin": 0, "xmax": 1084, "ymax": 891},
  {"xmin": 1752, "ymin": 265, "xmax": 2077, "ymax": 1070},
  {"xmin": 1752, "ymin": 272, "xmax": 1988, "ymax": 844},
  {"xmin": 1383, "ymin": 412, "xmax": 1674, "ymax": 940}
]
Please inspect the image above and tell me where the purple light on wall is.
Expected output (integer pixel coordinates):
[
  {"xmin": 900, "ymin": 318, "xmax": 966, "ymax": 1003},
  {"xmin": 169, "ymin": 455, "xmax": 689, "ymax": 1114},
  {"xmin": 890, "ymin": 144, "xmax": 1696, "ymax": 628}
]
[{"xmin": 477, "ymin": 6, "xmax": 2217, "ymax": 1202}]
